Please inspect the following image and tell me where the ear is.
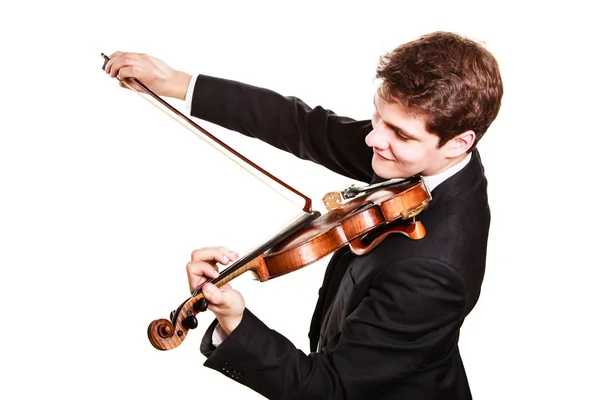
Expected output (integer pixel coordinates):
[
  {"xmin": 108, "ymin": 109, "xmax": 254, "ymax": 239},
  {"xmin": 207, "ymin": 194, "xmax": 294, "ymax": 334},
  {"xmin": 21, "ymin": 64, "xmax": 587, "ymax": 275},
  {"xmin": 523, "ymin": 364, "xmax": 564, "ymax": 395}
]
[{"xmin": 443, "ymin": 130, "xmax": 476, "ymax": 157}]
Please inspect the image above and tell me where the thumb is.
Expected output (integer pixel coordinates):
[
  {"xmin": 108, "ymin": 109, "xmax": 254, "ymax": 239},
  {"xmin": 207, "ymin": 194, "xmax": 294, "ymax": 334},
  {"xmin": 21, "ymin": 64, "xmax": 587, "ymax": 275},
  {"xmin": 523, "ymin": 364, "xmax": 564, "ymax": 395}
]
[{"xmin": 202, "ymin": 283, "xmax": 222, "ymax": 305}]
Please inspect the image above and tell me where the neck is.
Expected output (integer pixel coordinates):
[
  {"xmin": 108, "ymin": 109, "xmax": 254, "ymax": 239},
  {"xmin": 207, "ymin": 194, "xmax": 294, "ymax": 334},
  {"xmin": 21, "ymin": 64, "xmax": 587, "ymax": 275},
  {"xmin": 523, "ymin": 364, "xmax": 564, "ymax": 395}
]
[
  {"xmin": 421, "ymin": 152, "xmax": 472, "ymax": 192},
  {"xmin": 423, "ymin": 153, "xmax": 468, "ymax": 177}
]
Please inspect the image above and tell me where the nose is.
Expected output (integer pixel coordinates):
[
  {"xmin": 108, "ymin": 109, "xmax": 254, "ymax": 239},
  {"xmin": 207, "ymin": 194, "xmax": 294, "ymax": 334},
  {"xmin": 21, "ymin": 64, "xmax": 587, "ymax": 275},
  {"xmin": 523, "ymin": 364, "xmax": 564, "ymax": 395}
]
[{"xmin": 365, "ymin": 123, "xmax": 389, "ymax": 150}]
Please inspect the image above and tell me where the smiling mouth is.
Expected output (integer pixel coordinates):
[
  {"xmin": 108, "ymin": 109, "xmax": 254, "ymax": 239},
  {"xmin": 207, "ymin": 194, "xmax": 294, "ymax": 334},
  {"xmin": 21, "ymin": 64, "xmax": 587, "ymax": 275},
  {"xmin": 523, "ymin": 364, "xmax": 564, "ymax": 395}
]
[{"xmin": 374, "ymin": 150, "xmax": 393, "ymax": 161}]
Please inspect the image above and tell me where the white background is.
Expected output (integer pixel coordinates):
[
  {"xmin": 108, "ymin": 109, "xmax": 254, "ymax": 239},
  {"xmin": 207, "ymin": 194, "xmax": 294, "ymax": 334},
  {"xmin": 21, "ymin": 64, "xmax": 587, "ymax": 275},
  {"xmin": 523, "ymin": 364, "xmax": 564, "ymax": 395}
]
[{"xmin": 1, "ymin": 1, "xmax": 598, "ymax": 399}]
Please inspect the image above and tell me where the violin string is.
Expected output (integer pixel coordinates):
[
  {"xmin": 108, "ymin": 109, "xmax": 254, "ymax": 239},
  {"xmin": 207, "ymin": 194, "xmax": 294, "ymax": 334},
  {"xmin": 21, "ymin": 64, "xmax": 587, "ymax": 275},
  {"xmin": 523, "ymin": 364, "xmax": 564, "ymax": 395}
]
[
  {"xmin": 191, "ymin": 253, "xmax": 247, "ymax": 297},
  {"xmin": 118, "ymin": 78, "xmax": 304, "ymax": 211}
]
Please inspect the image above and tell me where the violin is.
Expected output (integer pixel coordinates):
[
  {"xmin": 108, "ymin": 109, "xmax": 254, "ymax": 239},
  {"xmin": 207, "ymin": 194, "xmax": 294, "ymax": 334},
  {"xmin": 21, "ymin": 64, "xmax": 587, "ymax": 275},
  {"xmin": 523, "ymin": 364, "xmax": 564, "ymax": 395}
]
[{"xmin": 101, "ymin": 53, "xmax": 432, "ymax": 351}]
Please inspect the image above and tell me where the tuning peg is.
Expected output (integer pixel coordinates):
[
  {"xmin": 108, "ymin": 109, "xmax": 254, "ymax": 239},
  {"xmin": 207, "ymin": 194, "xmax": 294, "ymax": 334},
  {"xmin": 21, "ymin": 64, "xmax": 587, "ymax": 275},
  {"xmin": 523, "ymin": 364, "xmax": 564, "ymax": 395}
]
[
  {"xmin": 193, "ymin": 298, "xmax": 209, "ymax": 312},
  {"xmin": 181, "ymin": 315, "xmax": 198, "ymax": 330}
]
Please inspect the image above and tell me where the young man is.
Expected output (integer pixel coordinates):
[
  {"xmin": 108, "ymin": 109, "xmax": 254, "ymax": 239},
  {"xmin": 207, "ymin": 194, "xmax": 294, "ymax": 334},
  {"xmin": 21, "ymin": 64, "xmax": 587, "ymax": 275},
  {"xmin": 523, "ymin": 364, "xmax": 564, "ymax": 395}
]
[{"xmin": 104, "ymin": 31, "xmax": 503, "ymax": 399}]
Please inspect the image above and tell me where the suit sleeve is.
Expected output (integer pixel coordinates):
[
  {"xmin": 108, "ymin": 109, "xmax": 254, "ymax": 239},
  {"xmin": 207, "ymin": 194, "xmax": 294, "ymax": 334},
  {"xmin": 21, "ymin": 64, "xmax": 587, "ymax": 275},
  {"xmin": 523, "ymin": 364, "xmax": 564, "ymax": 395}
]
[
  {"xmin": 189, "ymin": 74, "xmax": 374, "ymax": 183},
  {"xmin": 199, "ymin": 258, "xmax": 466, "ymax": 400}
]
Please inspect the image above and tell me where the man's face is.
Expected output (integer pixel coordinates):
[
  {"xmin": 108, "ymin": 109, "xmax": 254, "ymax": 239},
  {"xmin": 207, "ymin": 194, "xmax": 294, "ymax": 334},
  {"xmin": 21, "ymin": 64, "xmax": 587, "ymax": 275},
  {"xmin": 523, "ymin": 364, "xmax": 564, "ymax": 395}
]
[{"xmin": 366, "ymin": 93, "xmax": 454, "ymax": 179}]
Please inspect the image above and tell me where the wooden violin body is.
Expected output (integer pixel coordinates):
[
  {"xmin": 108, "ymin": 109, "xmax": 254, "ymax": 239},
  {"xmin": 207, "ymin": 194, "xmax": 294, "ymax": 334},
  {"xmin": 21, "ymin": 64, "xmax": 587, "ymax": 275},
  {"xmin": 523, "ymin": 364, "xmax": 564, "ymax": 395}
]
[
  {"xmin": 147, "ymin": 177, "xmax": 431, "ymax": 351},
  {"xmin": 264, "ymin": 177, "xmax": 431, "ymax": 276}
]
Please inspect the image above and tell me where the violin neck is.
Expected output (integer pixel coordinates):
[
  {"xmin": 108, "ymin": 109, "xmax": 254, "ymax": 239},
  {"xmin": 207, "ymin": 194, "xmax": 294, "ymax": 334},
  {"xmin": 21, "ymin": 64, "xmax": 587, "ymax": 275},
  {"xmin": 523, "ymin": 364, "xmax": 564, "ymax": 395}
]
[
  {"xmin": 213, "ymin": 253, "xmax": 268, "ymax": 286},
  {"xmin": 197, "ymin": 210, "xmax": 321, "ymax": 292}
]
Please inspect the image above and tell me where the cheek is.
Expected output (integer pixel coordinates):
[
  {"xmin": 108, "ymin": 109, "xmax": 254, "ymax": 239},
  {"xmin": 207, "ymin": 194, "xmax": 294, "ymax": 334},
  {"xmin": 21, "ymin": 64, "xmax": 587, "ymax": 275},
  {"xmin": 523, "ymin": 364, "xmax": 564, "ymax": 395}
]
[{"xmin": 390, "ymin": 142, "xmax": 428, "ymax": 164}]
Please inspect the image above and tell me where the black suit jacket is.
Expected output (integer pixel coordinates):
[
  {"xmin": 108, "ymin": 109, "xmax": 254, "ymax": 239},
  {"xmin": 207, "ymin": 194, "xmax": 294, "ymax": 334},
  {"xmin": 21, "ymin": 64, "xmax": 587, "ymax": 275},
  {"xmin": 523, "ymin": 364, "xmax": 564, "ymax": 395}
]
[{"xmin": 190, "ymin": 74, "xmax": 490, "ymax": 399}]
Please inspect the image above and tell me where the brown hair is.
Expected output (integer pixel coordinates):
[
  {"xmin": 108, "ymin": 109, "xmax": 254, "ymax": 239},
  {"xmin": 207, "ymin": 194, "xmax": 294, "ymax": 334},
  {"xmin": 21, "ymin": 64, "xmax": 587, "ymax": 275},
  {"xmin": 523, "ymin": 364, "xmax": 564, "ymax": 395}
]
[{"xmin": 376, "ymin": 31, "xmax": 503, "ymax": 150}]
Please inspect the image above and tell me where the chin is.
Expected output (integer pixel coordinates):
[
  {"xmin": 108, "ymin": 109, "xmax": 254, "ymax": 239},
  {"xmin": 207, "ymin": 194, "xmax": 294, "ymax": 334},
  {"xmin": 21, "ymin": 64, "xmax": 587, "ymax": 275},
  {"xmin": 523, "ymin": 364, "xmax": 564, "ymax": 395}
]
[
  {"xmin": 373, "ymin": 165, "xmax": 414, "ymax": 180},
  {"xmin": 372, "ymin": 162, "xmax": 395, "ymax": 179},
  {"xmin": 372, "ymin": 157, "xmax": 416, "ymax": 180}
]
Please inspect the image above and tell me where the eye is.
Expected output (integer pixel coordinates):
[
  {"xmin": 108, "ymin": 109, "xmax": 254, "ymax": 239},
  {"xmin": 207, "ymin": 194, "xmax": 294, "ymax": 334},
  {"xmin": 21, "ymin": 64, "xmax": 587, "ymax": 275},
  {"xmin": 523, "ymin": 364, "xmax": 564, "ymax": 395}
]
[{"xmin": 393, "ymin": 129, "xmax": 411, "ymax": 141}]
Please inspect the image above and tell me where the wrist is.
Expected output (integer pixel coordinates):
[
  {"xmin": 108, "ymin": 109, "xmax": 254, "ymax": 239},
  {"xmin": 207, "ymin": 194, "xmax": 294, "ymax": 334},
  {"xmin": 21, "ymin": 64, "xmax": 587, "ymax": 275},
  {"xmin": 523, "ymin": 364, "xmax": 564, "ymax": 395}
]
[
  {"xmin": 220, "ymin": 312, "xmax": 244, "ymax": 336},
  {"xmin": 167, "ymin": 70, "xmax": 192, "ymax": 100}
]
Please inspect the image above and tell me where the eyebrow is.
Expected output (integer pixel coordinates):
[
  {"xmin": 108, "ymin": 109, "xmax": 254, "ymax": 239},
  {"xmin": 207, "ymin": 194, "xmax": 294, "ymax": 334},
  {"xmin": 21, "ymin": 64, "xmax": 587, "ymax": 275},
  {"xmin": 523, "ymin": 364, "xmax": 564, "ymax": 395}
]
[{"xmin": 373, "ymin": 97, "xmax": 419, "ymax": 141}]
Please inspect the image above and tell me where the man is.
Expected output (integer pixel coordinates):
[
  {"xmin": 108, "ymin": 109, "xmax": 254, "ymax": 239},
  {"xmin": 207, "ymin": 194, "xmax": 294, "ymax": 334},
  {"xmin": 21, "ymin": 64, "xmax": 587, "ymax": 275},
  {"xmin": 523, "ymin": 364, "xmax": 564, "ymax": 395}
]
[{"xmin": 104, "ymin": 31, "xmax": 503, "ymax": 399}]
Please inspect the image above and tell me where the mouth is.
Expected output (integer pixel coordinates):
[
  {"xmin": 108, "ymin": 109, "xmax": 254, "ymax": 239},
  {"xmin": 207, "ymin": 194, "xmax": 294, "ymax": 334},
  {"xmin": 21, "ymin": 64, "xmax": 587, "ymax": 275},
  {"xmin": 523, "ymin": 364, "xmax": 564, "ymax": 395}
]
[{"xmin": 373, "ymin": 150, "xmax": 393, "ymax": 161}]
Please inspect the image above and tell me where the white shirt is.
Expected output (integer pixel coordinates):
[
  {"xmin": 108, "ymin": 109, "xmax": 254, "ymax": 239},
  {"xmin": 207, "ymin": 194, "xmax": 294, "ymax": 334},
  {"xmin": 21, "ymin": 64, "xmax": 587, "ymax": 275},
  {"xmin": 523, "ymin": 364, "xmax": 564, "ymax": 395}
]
[{"xmin": 183, "ymin": 74, "xmax": 198, "ymax": 114}]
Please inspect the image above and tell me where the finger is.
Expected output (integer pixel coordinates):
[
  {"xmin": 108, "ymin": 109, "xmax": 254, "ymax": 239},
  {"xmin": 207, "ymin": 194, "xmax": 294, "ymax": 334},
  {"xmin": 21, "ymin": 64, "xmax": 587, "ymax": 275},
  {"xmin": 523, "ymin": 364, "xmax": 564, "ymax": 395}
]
[
  {"xmin": 191, "ymin": 246, "xmax": 238, "ymax": 263},
  {"xmin": 186, "ymin": 261, "xmax": 219, "ymax": 292},
  {"xmin": 115, "ymin": 66, "xmax": 145, "ymax": 92},
  {"xmin": 201, "ymin": 283, "xmax": 223, "ymax": 305},
  {"xmin": 204, "ymin": 283, "xmax": 243, "ymax": 316},
  {"xmin": 104, "ymin": 51, "xmax": 144, "ymax": 74},
  {"xmin": 104, "ymin": 52, "xmax": 126, "ymax": 75},
  {"xmin": 108, "ymin": 51, "xmax": 144, "ymax": 59},
  {"xmin": 106, "ymin": 54, "xmax": 149, "ymax": 79},
  {"xmin": 107, "ymin": 51, "xmax": 124, "ymax": 59},
  {"xmin": 107, "ymin": 56, "xmax": 144, "ymax": 79},
  {"xmin": 191, "ymin": 247, "xmax": 239, "ymax": 264},
  {"xmin": 186, "ymin": 261, "xmax": 220, "ymax": 278},
  {"xmin": 116, "ymin": 66, "xmax": 141, "ymax": 80},
  {"xmin": 103, "ymin": 51, "xmax": 120, "ymax": 73}
]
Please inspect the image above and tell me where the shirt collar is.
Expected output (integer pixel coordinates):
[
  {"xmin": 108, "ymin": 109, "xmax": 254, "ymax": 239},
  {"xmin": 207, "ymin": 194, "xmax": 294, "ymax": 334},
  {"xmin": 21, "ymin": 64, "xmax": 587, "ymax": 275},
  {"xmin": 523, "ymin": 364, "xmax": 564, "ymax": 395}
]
[{"xmin": 422, "ymin": 152, "xmax": 472, "ymax": 192}]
